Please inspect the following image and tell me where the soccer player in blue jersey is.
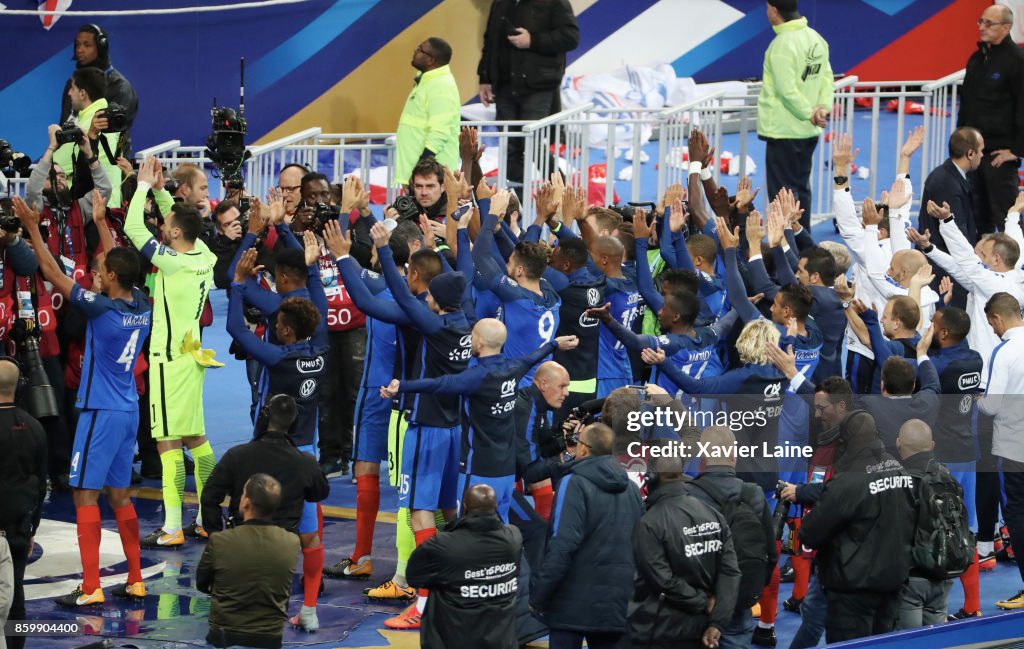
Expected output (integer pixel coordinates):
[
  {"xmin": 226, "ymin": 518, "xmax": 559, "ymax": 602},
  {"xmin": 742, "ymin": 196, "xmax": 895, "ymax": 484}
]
[
  {"xmin": 664, "ymin": 199, "xmax": 729, "ymax": 323},
  {"xmin": 720, "ymin": 216, "xmax": 823, "ymax": 379},
  {"xmin": 380, "ymin": 319, "xmax": 578, "ymax": 521},
  {"xmin": 589, "ymin": 236, "xmax": 640, "ymax": 396},
  {"xmin": 14, "ymin": 196, "xmax": 152, "ymax": 608},
  {"xmin": 227, "ymin": 246, "xmax": 328, "ymax": 632},
  {"xmin": 472, "ymin": 191, "xmax": 561, "ymax": 387},
  {"xmin": 642, "ymin": 319, "xmax": 788, "ymax": 493},
  {"xmin": 320, "ymin": 219, "xmax": 415, "ymax": 583},
  {"xmin": 588, "ymin": 289, "xmax": 736, "ymax": 392},
  {"xmin": 327, "ymin": 221, "xmax": 449, "ymax": 611}
]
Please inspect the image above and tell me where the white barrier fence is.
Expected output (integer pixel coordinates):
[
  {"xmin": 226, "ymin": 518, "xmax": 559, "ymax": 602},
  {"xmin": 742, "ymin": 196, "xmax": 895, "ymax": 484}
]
[{"xmin": 5, "ymin": 71, "xmax": 964, "ymax": 227}]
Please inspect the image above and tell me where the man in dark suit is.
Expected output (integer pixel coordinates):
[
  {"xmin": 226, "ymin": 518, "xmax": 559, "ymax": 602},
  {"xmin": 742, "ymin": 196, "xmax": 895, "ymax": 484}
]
[{"xmin": 919, "ymin": 127, "xmax": 984, "ymax": 307}]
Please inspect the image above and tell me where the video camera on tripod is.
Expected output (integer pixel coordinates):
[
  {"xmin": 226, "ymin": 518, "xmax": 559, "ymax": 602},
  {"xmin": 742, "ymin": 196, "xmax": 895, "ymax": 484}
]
[{"xmin": 205, "ymin": 59, "xmax": 253, "ymax": 190}]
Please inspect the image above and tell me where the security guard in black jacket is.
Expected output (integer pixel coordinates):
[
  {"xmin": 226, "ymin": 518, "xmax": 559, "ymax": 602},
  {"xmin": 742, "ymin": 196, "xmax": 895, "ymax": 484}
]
[
  {"xmin": 629, "ymin": 453, "xmax": 741, "ymax": 649},
  {"xmin": 200, "ymin": 395, "xmax": 329, "ymax": 532},
  {"xmin": 407, "ymin": 484, "xmax": 523, "ymax": 649},
  {"xmin": 798, "ymin": 410, "xmax": 916, "ymax": 644},
  {"xmin": 959, "ymin": 4, "xmax": 1024, "ymax": 234},
  {"xmin": 0, "ymin": 359, "xmax": 48, "ymax": 649}
]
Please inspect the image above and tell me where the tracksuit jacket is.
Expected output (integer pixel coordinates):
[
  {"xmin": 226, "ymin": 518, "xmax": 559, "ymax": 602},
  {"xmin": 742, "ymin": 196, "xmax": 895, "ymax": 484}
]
[{"xmin": 531, "ymin": 455, "xmax": 644, "ymax": 633}]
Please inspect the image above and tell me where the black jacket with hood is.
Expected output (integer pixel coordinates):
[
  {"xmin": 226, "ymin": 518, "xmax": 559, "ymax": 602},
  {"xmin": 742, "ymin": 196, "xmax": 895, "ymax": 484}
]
[
  {"xmin": 530, "ymin": 454, "xmax": 644, "ymax": 633},
  {"xmin": 798, "ymin": 410, "xmax": 916, "ymax": 593},
  {"xmin": 628, "ymin": 480, "xmax": 742, "ymax": 645}
]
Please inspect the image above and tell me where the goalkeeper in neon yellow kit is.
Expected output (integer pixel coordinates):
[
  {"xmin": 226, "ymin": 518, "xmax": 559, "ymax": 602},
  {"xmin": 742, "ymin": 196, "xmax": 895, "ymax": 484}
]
[{"xmin": 126, "ymin": 157, "xmax": 220, "ymax": 547}]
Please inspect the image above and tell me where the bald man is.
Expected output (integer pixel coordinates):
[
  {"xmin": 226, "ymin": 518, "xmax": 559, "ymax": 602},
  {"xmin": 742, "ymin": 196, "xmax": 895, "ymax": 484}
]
[
  {"xmin": 895, "ymin": 420, "xmax": 962, "ymax": 628},
  {"xmin": 0, "ymin": 359, "xmax": 47, "ymax": 649},
  {"xmin": 382, "ymin": 319, "xmax": 578, "ymax": 520},
  {"xmin": 407, "ymin": 484, "xmax": 523, "ymax": 649},
  {"xmin": 589, "ymin": 236, "xmax": 641, "ymax": 398},
  {"xmin": 514, "ymin": 361, "xmax": 570, "ymax": 505},
  {"xmin": 689, "ymin": 426, "xmax": 777, "ymax": 648}
]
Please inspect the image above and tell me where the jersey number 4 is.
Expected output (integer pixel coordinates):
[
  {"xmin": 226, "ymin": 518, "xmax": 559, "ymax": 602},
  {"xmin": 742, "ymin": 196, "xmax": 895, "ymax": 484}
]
[{"xmin": 117, "ymin": 330, "xmax": 141, "ymax": 372}]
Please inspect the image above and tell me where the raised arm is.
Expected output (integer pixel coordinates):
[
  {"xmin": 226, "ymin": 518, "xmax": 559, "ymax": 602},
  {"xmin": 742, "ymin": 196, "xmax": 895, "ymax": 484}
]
[
  {"xmin": 722, "ymin": 241, "xmax": 761, "ymax": 323},
  {"xmin": 859, "ymin": 307, "xmax": 892, "ymax": 371},
  {"xmin": 13, "ymin": 198, "xmax": 73, "ymax": 298},
  {"xmin": 227, "ymin": 273, "xmax": 287, "ymax": 368},
  {"xmin": 377, "ymin": 229, "xmax": 445, "ymax": 334},
  {"xmin": 322, "ymin": 220, "xmax": 410, "ymax": 324},
  {"xmin": 389, "ymin": 365, "xmax": 487, "ymax": 397}
]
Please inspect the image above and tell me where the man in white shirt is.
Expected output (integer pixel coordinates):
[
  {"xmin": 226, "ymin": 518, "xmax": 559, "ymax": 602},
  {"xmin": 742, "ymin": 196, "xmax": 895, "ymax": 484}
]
[
  {"xmin": 832, "ymin": 134, "xmax": 937, "ymax": 393},
  {"xmin": 978, "ymin": 292, "xmax": 1024, "ymax": 610}
]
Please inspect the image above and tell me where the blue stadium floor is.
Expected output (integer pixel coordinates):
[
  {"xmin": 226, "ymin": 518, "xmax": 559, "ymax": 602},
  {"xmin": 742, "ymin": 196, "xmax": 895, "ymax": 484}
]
[
  {"xmin": 22, "ymin": 110, "xmax": 1024, "ymax": 648},
  {"xmin": 21, "ymin": 287, "xmax": 1024, "ymax": 648}
]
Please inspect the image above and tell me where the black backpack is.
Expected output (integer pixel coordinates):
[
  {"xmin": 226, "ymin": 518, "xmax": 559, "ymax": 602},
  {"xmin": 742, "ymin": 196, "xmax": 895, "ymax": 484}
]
[
  {"xmin": 691, "ymin": 479, "xmax": 772, "ymax": 610},
  {"xmin": 910, "ymin": 460, "xmax": 975, "ymax": 580}
]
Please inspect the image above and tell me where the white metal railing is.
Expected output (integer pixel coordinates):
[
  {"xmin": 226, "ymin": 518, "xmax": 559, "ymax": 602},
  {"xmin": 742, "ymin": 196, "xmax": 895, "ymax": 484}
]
[
  {"xmin": 921, "ymin": 69, "xmax": 966, "ymax": 182},
  {"xmin": 244, "ymin": 127, "xmax": 322, "ymax": 199},
  {"xmin": 810, "ymin": 75, "xmax": 859, "ymax": 223},
  {"xmin": 120, "ymin": 70, "xmax": 966, "ymax": 222},
  {"xmin": 520, "ymin": 102, "xmax": 594, "ymax": 219}
]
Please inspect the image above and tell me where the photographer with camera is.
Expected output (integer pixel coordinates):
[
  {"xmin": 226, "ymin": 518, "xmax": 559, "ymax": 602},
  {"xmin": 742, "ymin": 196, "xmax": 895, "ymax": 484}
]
[
  {"xmin": 389, "ymin": 158, "xmax": 449, "ymax": 225},
  {"xmin": 209, "ymin": 200, "xmax": 242, "ymax": 289},
  {"xmin": 25, "ymin": 123, "xmax": 111, "ymax": 274},
  {"xmin": 60, "ymin": 25, "xmax": 137, "ymax": 156},
  {"xmin": 293, "ymin": 172, "xmax": 366, "ymax": 479},
  {"xmin": 0, "ymin": 197, "xmax": 72, "ymax": 492},
  {"xmin": 53, "ymin": 68, "xmax": 124, "ymax": 207}
]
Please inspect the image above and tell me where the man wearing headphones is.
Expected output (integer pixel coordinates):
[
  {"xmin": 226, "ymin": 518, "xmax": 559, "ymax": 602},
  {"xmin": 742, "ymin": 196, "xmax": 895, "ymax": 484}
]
[{"xmin": 60, "ymin": 24, "xmax": 138, "ymax": 156}]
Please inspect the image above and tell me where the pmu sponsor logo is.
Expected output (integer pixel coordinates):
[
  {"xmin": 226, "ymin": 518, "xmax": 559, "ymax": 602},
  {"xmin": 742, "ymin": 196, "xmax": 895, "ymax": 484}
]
[
  {"xmin": 297, "ymin": 357, "xmax": 325, "ymax": 374},
  {"xmin": 578, "ymin": 312, "xmax": 599, "ymax": 327},
  {"xmin": 958, "ymin": 372, "xmax": 981, "ymax": 391}
]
